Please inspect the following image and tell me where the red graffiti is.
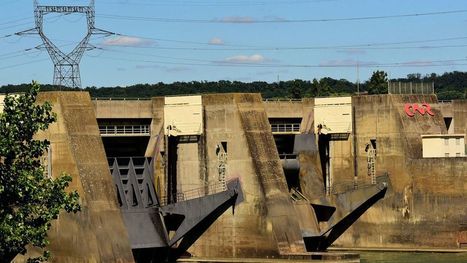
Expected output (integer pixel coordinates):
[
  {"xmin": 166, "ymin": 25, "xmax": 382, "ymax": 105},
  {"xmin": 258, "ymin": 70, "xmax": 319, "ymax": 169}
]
[{"xmin": 404, "ymin": 103, "xmax": 434, "ymax": 117}]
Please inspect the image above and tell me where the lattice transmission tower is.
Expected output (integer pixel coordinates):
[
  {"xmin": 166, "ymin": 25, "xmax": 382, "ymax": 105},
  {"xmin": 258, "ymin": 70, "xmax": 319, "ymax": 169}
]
[{"xmin": 17, "ymin": 0, "xmax": 113, "ymax": 88}]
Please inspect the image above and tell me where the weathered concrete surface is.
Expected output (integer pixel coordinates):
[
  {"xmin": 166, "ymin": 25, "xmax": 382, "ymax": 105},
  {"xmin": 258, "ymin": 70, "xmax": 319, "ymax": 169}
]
[
  {"xmin": 189, "ymin": 94, "xmax": 278, "ymax": 257},
  {"xmin": 177, "ymin": 141, "xmax": 204, "ymax": 192},
  {"xmin": 16, "ymin": 92, "xmax": 135, "ymax": 262},
  {"xmin": 334, "ymin": 95, "xmax": 467, "ymax": 249},
  {"xmin": 263, "ymin": 99, "xmax": 314, "ymax": 133},
  {"xmin": 298, "ymin": 151, "xmax": 326, "ymax": 203},
  {"xmin": 263, "ymin": 100, "xmax": 304, "ymax": 119},
  {"xmin": 236, "ymin": 94, "xmax": 306, "ymax": 254},
  {"xmin": 188, "ymin": 94, "xmax": 306, "ymax": 258},
  {"xmin": 93, "ymin": 98, "xmax": 153, "ymax": 119},
  {"xmin": 146, "ymin": 98, "xmax": 166, "ymax": 197},
  {"xmin": 86, "ymin": 94, "xmax": 467, "ymax": 253},
  {"xmin": 452, "ymin": 100, "xmax": 467, "ymax": 137}
]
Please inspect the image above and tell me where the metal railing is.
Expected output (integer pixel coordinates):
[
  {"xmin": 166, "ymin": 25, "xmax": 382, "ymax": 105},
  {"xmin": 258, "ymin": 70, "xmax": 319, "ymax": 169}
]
[
  {"xmin": 290, "ymin": 188, "xmax": 309, "ymax": 202},
  {"xmin": 279, "ymin": 153, "xmax": 297, "ymax": 159},
  {"xmin": 159, "ymin": 181, "xmax": 227, "ymax": 206},
  {"xmin": 99, "ymin": 125, "xmax": 150, "ymax": 136},
  {"xmin": 388, "ymin": 82, "xmax": 434, "ymax": 95},
  {"xmin": 331, "ymin": 174, "xmax": 389, "ymax": 195},
  {"xmin": 438, "ymin": 100, "xmax": 453, "ymax": 104},
  {"xmin": 263, "ymin": 98, "xmax": 302, "ymax": 102},
  {"xmin": 93, "ymin": 97, "xmax": 151, "ymax": 101},
  {"xmin": 271, "ymin": 123, "xmax": 301, "ymax": 134}
]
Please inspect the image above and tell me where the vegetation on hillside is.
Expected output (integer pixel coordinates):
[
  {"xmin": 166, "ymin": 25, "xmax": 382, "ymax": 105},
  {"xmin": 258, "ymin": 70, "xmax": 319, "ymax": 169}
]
[{"xmin": 1, "ymin": 71, "xmax": 466, "ymax": 100}]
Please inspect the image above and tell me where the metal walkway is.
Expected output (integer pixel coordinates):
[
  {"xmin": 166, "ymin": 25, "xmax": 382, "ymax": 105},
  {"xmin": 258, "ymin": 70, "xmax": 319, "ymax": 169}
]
[{"xmin": 100, "ymin": 125, "xmax": 150, "ymax": 137}]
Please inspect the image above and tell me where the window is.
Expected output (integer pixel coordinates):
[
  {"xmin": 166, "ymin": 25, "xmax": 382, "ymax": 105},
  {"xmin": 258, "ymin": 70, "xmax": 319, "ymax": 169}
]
[
  {"xmin": 445, "ymin": 153, "xmax": 450, "ymax": 157},
  {"xmin": 456, "ymin": 153, "xmax": 461, "ymax": 157}
]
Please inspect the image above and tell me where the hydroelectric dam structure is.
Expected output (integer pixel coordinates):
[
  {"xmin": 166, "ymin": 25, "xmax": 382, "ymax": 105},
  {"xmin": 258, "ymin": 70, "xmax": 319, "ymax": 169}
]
[{"xmin": 6, "ymin": 91, "xmax": 466, "ymax": 262}]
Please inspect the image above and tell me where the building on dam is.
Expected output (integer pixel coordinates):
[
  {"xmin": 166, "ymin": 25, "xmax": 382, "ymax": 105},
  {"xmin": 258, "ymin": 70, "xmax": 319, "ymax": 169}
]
[{"xmin": 2, "ymin": 90, "xmax": 466, "ymax": 261}]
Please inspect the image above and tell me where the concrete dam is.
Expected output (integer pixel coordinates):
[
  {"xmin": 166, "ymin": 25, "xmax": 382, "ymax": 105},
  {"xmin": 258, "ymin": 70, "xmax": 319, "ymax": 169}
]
[{"xmin": 12, "ymin": 91, "xmax": 467, "ymax": 262}]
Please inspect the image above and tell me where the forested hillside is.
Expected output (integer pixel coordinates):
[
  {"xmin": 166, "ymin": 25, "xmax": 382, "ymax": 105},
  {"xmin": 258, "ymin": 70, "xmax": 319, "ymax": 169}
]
[{"xmin": 1, "ymin": 71, "xmax": 466, "ymax": 100}]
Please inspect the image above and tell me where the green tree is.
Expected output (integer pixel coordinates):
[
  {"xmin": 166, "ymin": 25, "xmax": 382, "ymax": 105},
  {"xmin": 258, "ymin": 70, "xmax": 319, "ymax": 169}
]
[
  {"xmin": 0, "ymin": 82, "xmax": 80, "ymax": 262},
  {"xmin": 317, "ymin": 78, "xmax": 332, "ymax": 97},
  {"xmin": 289, "ymin": 79, "xmax": 304, "ymax": 99},
  {"xmin": 367, "ymin": 70, "xmax": 388, "ymax": 94}
]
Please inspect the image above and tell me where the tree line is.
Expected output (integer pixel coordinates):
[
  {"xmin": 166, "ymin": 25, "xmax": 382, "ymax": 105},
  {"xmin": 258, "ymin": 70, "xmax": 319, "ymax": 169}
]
[{"xmin": 1, "ymin": 71, "xmax": 466, "ymax": 100}]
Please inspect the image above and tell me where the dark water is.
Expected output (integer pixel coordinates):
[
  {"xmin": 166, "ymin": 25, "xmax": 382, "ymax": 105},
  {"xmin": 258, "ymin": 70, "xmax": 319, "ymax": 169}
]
[{"xmin": 360, "ymin": 252, "xmax": 467, "ymax": 263}]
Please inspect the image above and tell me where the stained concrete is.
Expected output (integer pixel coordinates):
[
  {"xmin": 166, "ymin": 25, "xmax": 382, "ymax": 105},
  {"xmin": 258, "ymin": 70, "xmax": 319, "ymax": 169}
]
[
  {"xmin": 263, "ymin": 98, "xmax": 314, "ymax": 133},
  {"xmin": 93, "ymin": 98, "xmax": 153, "ymax": 119},
  {"xmin": 15, "ymin": 92, "xmax": 135, "ymax": 262},
  {"xmin": 183, "ymin": 94, "xmax": 313, "ymax": 258},
  {"xmin": 236, "ymin": 94, "xmax": 306, "ymax": 254},
  {"xmin": 334, "ymin": 95, "xmax": 467, "ymax": 249},
  {"xmin": 87, "ymin": 93, "xmax": 467, "ymax": 254}
]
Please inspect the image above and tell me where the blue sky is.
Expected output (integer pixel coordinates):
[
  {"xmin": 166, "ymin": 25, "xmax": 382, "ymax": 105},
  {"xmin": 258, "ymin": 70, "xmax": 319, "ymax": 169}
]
[{"xmin": 1, "ymin": 0, "xmax": 467, "ymax": 87}]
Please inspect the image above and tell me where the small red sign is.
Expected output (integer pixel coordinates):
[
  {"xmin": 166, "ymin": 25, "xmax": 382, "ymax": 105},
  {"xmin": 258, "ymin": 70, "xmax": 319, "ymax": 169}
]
[{"xmin": 404, "ymin": 103, "xmax": 434, "ymax": 117}]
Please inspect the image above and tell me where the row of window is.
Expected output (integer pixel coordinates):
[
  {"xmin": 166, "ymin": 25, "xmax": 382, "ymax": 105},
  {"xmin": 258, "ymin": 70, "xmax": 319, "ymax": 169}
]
[
  {"xmin": 444, "ymin": 138, "xmax": 461, "ymax": 145},
  {"xmin": 445, "ymin": 153, "xmax": 462, "ymax": 157}
]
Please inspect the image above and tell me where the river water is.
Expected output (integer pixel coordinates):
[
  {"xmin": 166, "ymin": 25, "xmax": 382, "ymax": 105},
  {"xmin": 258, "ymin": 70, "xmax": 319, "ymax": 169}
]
[{"xmin": 360, "ymin": 252, "xmax": 467, "ymax": 263}]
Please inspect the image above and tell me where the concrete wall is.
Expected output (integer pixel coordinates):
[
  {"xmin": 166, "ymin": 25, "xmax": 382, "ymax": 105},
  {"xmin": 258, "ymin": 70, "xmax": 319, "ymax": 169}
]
[
  {"xmin": 314, "ymin": 97, "xmax": 352, "ymax": 133},
  {"xmin": 188, "ymin": 94, "xmax": 279, "ymax": 257},
  {"xmin": 453, "ymin": 100, "xmax": 467, "ymax": 138},
  {"xmin": 15, "ymin": 92, "xmax": 134, "ymax": 262},
  {"xmin": 164, "ymin": 96, "xmax": 203, "ymax": 136},
  {"xmin": 86, "ymin": 94, "xmax": 467, "ymax": 252},
  {"xmin": 264, "ymin": 99, "xmax": 314, "ymax": 133},
  {"xmin": 93, "ymin": 99, "xmax": 153, "ymax": 119},
  {"xmin": 187, "ymin": 93, "xmax": 307, "ymax": 258},
  {"xmin": 422, "ymin": 135, "xmax": 465, "ymax": 157},
  {"xmin": 334, "ymin": 94, "xmax": 467, "ymax": 249}
]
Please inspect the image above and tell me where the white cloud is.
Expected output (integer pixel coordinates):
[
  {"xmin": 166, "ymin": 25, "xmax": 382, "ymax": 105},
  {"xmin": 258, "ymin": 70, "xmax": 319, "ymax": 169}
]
[
  {"xmin": 224, "ymin": 54, "xmax": 265, "ymax": 63},
  {"xmin": 217, "ymin": 16, "xmax": 255, "ymax": 23},
  {"xmin": 102, "ymin": 36, "xmax": 156, "ymax": 47},
  {"xmin": 402, "ymin": 60, "xmax": 433, "ymax": 66},
  {"xmin": 209, "ymin": 37, "xmax": 224, "ymax": 45}
]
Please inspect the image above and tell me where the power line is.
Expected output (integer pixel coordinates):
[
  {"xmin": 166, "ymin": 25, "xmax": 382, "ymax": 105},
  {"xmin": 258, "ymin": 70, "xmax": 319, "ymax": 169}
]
[
  {"xmin": 99, "ymin": 46, "xmax": 467, "ymax": 67},
  {"xmin": 97, "ymin": 0, "xmax": 335, "ymax": 7},
  {"xmin": 102, "ymin": 33, "xmax": 467, "ymax": 51},
  {"xmin": 0, "ymin": 17, "xmax": 31, "ymax": 27},
  {"xmin": 98, "ymin": 9, "xmax": 467, "ymax": 24},
  {"xmin": 86, "ymin": 53, "xmax": 467, "ymax": 68},
  {"xmin": 0, "ymin": 58, "xmax": 49, "ymax": 71}
]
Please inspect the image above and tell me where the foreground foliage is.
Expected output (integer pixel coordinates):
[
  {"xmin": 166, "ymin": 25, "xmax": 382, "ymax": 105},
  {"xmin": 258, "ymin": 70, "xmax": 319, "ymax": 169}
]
[{"xmin": 0, "ymin": 82, "xmax": 80, "ymax": 262}]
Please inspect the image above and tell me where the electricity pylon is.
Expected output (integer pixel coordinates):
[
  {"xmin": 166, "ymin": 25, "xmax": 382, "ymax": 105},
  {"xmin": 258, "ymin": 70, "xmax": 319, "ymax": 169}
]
[{"xmin": 17, "ymin": 0, "xmax": 113, "ymax": 88}]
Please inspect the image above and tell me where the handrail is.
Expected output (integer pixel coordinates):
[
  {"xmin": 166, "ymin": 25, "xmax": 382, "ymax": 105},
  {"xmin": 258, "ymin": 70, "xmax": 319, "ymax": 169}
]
[
  {"xmin": 93, "ymin": 97, "xmax": 151, "ymax": 101},
  {"xmin": 438, "ymin": 100, "xmax": 453, "ymax": 104},
  {"xmin": 159, "ymin": 181, "xmax": 227, "ymax": 206},
  {"xmin": 331, "ymin": 174, "xmax": 389, "ymax": 195},
  {"xmin": 99, "ymin": 125, "xmax": 150, "ymax": 136},
  {"xmin": 271, "ymin": 123, "xmax": 301, "ymax": 133},
  {"xmin": 263, "ymin": 98, "xmax": 302, "ymax": 102},
  {"xmin": 279, "ymin": 153, "xmax": 297, "ymax": 159}
]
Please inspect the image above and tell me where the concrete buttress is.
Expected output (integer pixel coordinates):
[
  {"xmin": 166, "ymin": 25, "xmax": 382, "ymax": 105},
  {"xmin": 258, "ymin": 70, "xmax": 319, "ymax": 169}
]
[{"xmin": 15, "ymin": 92, "xmax": 135, "ymax": 262}]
